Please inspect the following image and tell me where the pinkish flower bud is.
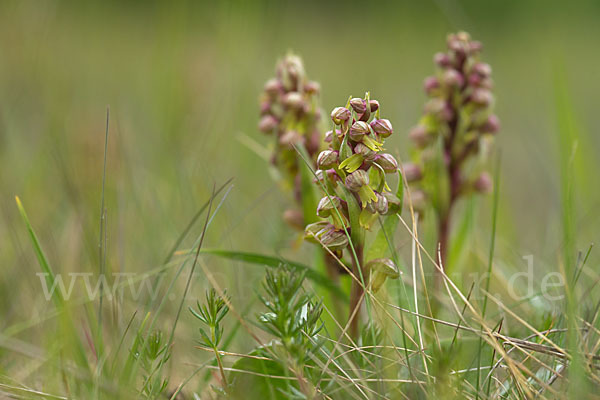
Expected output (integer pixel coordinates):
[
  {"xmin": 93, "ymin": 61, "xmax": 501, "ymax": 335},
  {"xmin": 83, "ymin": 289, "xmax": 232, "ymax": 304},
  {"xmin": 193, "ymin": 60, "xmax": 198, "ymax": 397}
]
[
  {"xmin": 354, "ymin": 143, "xmax": 376, "ymax": 161},
  {"xmin": 283, "ymin": 92, "xmax": 304, "ymax": 109},
  {"xmin": 468, "ymin": 73, "xmax": 482, "ymax": 87},
  {"xmin": 374, "ymin": 192, "xmax": 389, "ymax": 215},
  {"xmin": 320, "ymin": 228, "xmax": 349, "ymax": 251},
  {"xmin": 471, "ymin": 88, "xmax": 493, "ymax": 106},
  {"xmin": 482, "ymin": 114, "xmax": 500, "ymax": 134},
  {"xmin": 403, "ymin": 163, "xmax": 423, "ymax": 182},
  {"xmin": 480, "ymin": 78, "xmax": 494, "ymax": 89},
  {"xmin": 317, "ymin": 150, "xmax": 339, "ymax": 170},
  {"xmin": 314, "ymin": 169, "xmax": 339, "ymax": 186},
  {"xmin": 304, "ymin": 81, "xmax": 320, "ymax": 95},
  {"xmin": 474, "ymin": 172, "xmax": 493, "ymax": 193},
  {"xmin": 425, "ymin": 99, "xmax": 454, "ymax": 121},
  {"xmin": 370, "ymin": 119, "xmax": 393, "ymax": 138},
  {"xmin": 434, "ymin": 52, "xmax": 452, "ymax": 68},
  {"xmin": 369, "ymin": 100, "xmax": 380, "ymax": 112},
  {"xmin": 324, "ymin": 129, "xmax": 341, "ymax": 143},
  {"xmin": 260, "ymin": 100, "xmax": 272, "ymax": 115},
  {"xmin": 264, "ymin": 78, "xmax": 282, "ymax": 97},
  {"xmin": 279, "ymin": 130, "xmax": 303, "ymax": 145},
  {"xmin": 375, "ymin": 153, "xmax": 398, "ymax": 173},
  {"xmin": 409, "ymin": 125, "xmax": 431, "ymax": 148},
  {"xmin": 471, "ymin": 62, "xmax": 492, "ymax": 78},
  {"xmin": 306, "ymin": 130, "xmax": 321, "ymax": 155},
  {"xmin": 317, "ymin": 196, "xmax": 343, "ymax": 217},
  {"xmin": 331, "ymin": 107, "xmax": 351, "ymax": 125},
  {"xmin": 283, "ymin": 209, "xmax": 304, "ymax": 230},
  {"xmin": 349, "ymin": 121, "xmax": 370, "ymax": 142},
  {"xmin": 443, "ymin": 69, "xmax": 464, "ymax": 87},
  {"xmin": 350, "ymin": 98, "xmax": 367, "ymax": 115},
  {"xmin": 345, "ymin": 169, "xmax": 369, "ymax": 192},
  {"xmin": 258, "ymin": 115, "xmax": 278, "ymax": 133},
  {"xmin": 424, "ymin": 76, "xmax": 440, "ymax": 95},
  {"xmin": 469, "ymin": 41, "xmax": 483, "ymax": 53}
]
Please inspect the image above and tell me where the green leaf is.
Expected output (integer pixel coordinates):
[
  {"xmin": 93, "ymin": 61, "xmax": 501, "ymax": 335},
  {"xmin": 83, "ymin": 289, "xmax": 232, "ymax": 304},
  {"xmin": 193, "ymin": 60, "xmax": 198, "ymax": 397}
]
[
  {"xmin": 200, "ymin": 249, "xmax": 347, "ymax": 301},
  {"xmin": 339, "ymin": 131, "xmax": 352, "ymax": 161},
  {"xmin": 15, "ymin": 197, "xmax": 61, "ymax": 306},
  {"xmin": 340, "ymin": 187, "xmax": 364, "ymax": 248},
  {"xmin": 365, "ymin": 215, "xmax": 399, "ymax": 262},
  {"xmin": 396, "ymin": 169, "xmax": 404, "ymax": 212}
]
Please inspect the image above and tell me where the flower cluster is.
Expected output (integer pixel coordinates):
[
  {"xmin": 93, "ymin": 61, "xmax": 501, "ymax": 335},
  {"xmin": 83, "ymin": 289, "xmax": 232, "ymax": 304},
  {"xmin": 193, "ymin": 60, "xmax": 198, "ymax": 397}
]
[
  {"xmin": 407, "ymin": 32, "xmax": 499, "ymax": 266},
  {"xmin": 304, "ymin": 94, "xmax": 401, "ymax": 253},
  {"xmin": 407, "ymin": 32, "xmax": 499, "ymax": 203},
  {"xmin": 258, "ymin": 54, "xmax": 322, "ymax": 195}
]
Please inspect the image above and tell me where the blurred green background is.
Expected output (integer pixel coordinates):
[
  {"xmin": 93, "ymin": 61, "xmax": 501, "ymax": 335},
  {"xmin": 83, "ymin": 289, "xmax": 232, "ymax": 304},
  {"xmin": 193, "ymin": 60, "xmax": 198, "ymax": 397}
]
[{"xmin": 1, "ymin": 0, "xmax": 599, "ymax": 388}]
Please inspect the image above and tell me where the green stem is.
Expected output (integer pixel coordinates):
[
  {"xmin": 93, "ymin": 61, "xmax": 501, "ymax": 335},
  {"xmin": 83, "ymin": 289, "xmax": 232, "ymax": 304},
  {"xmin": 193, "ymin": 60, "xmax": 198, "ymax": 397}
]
[
  {"xmin": 213, "ymin": 346, "xmax": 228, "ymax": 389},
  {"xmin": 349, "ymin": 244, "xmax": 365, "ymax": 339}
]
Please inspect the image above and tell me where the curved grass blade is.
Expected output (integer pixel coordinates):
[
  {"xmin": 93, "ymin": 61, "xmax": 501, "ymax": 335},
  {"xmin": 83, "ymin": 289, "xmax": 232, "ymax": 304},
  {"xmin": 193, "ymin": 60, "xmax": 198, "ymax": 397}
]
[{"xmin": 200, "ymin": 249, "xmax": 347, "ymax": 301}]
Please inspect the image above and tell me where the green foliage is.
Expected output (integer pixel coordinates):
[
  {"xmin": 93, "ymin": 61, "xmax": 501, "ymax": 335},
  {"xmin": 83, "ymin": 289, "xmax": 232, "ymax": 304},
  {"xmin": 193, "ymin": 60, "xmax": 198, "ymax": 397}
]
[
  {"xmin": 257, "ymin": 265, "xmax": 324, "ymax": 367},
  {"xmin": 131, "ymin": 330, "xmax": 171, "ymax": 399},
  {"xmin": 190, "ymin": 288, "xmax": 230, "ymax": 349}
]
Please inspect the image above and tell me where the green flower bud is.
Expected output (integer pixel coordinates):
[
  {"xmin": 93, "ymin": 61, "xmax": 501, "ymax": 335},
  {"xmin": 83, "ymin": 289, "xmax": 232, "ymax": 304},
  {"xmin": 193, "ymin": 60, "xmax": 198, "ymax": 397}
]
[
  {"xmin": 374, "ymin": 153, "xmax": 398, "ymax": 173},
  {"xmin": 331, "ymin": 107, "xmax": 351, "ymax": 125},
  {"xmin": 320, "ymin": 228, "xmax": 349, "ymax": 251},
  {"xmin": 346, "ymin": 170, "xmax": 377, "ymax": 207},
  {"xmin": 345, "ymin": 169, "xmax": 369, "ymax": 192},
  {"xmin": 354, "ymin": 143, "xmax": 376, "ymax": 161},
  {"xmin": 369, "ymin": 192, "xmax": 388, "ymax": 215},
  {"xmin": 304, "ymin": 221, "xmax": 332, "ymax": 243},
  {"xmin": 382, "ymin": 192, "xmax": 401, "ymax": 215},
  {"xmin": 316, "ymin": 196, "xmax": 342, "ymax": 218},
  {"xmin": 370, "ymin": 119, "xmax": 393, "ymax": 138},
  {"xmin": 366, "ymin": 258, "xmax": 400, "ymax": 292},
  {"xmin": 317, "ymin": 150, "xmax": 339, "ymax": 170},
  {"xmin": 349, "ymin": 121, "xmax": 370, "ymax": 142}
]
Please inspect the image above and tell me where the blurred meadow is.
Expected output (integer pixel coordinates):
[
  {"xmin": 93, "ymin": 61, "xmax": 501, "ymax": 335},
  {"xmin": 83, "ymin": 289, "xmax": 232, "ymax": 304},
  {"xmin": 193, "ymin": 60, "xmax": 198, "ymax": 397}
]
[{"xmin": 1, "ymin": 0, "xmax": 600, "ymax": 398}]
